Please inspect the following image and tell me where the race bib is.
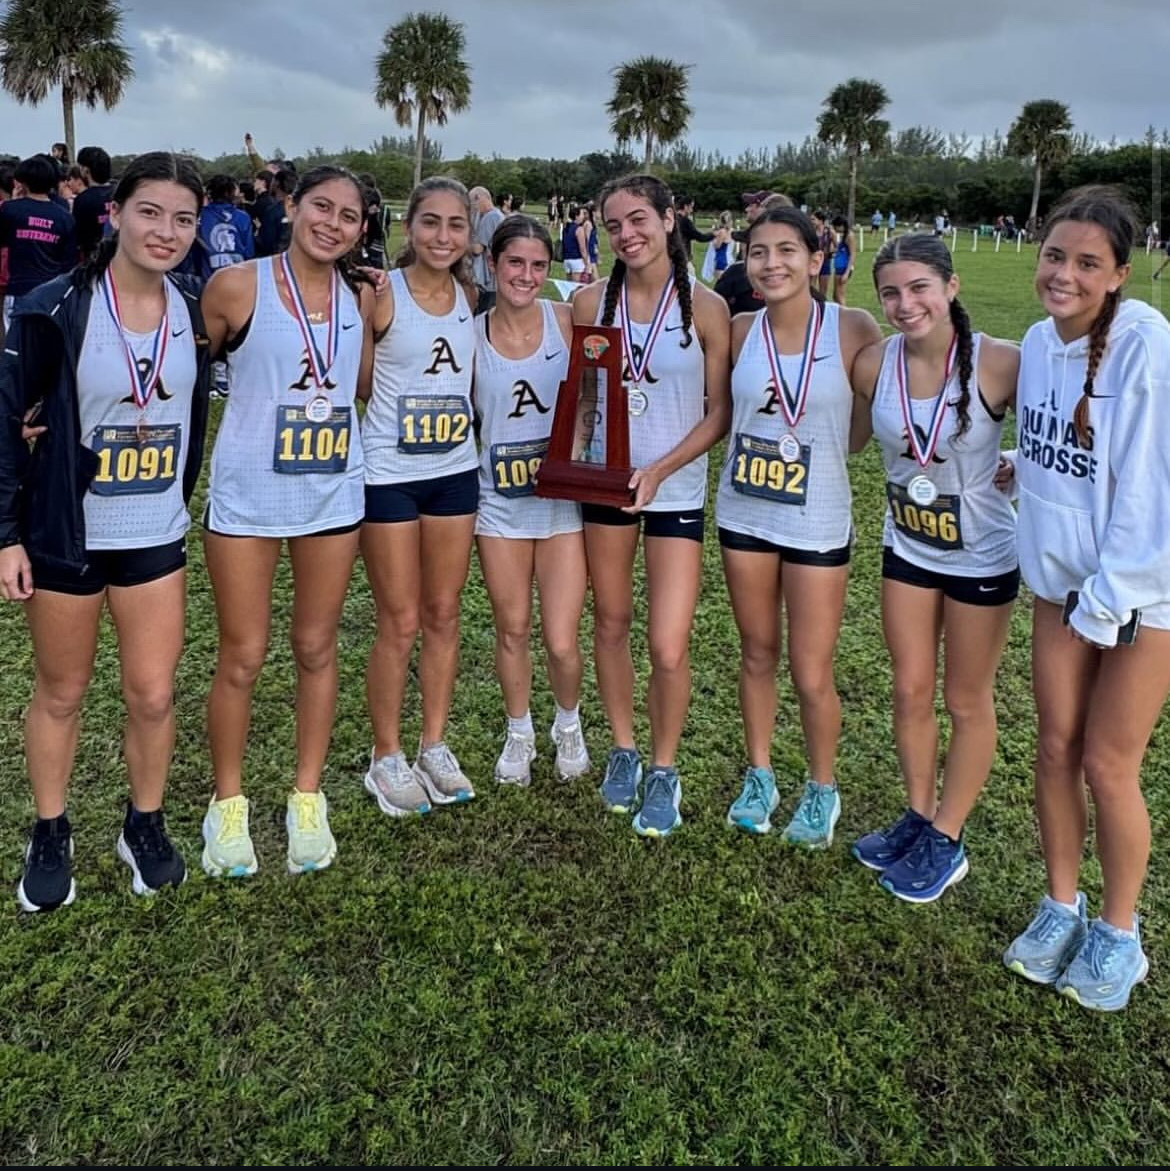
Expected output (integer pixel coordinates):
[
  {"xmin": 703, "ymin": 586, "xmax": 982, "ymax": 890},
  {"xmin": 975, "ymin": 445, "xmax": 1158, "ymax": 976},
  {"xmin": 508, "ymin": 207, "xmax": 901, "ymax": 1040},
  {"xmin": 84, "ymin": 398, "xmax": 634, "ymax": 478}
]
[
  {"xmin": 886, "ymin": 481, "xmax": 964, "ymax": 551},
  {"xmin": 89, "ymin": 424, "xmax": 181, "ymax": 497},
  {"xmin": 490, "ymin": 438, "xmax": 548, "ymax": 498},
  {"xmin": 273, "ymin": 406, "xmax": 351, "ymax": 474},
  {"xmin": 730, "ymin": 432, "xmax": 809, "ymax": 506},
  {"xmin": 397, "ymin": 395, "xmax": 472, "ymax": 454}
]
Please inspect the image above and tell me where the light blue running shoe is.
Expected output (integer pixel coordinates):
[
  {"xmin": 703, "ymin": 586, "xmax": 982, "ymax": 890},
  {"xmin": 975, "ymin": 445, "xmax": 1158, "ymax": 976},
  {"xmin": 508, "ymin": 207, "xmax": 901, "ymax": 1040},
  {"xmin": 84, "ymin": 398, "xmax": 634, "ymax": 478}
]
[
  {"xmin": 727, "ymin": 767, "xmax": 779, "ymax": 835},
  {"xmin": 632, "ymin": 766, "xmax": 682, "ymax": 838},
  {"xmin": 782, "ymin": 779, "xmax": 840, "ymax": 849},
  {"xmin": 1057, "ymin": 916, "xmax": 1149, "ymax": 1011},
  {"xmin": 599, "ymin": 747, "xmax": 642, "ymax": 814},
  {"xmin": 1003, "ymin": 892, "xmax": 1088, "ymax": 985}
]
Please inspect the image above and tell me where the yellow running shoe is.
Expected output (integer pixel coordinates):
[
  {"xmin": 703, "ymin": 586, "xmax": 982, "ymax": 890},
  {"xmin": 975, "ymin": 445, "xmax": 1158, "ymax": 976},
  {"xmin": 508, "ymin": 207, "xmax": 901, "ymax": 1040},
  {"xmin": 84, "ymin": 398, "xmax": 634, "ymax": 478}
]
[
  {"xmin": 286, "ymin": 790, "xmax": 337, "ymax": 875},
  {"xmin": 201, "ymin": 794, "xmax": 258, "ymax": 878}
]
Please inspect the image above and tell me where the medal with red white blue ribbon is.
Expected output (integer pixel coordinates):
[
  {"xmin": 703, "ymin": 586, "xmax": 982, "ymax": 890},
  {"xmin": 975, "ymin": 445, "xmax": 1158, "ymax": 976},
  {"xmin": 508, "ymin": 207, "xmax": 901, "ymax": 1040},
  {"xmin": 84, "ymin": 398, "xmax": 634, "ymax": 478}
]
[
  {"xmin": 101, "ymin": 270, "xmax": 168, "ymax": 444},
  {"xmin": 619, "ymin": 278, "xmax": 676, "ymax": 417},
  {"xmin": 280, "ymin": 253, "xmax": 339, "ymax": 421},
  {"xmin": 896, "ymin": 332, "xmax": 958, "ymax": 506},
  {"xmin": 761, "ymin": 299, "xmax": 824, "ymax": 460}
]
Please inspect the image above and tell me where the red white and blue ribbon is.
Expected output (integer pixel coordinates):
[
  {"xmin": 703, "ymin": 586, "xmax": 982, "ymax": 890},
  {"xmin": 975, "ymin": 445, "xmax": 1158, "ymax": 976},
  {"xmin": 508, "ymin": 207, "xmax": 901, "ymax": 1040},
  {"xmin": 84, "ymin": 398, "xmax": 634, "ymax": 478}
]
[
  {"xmin": 101, "ymin": 271, "xmax": 168, "ymax": 412},
  {"xmin": 896, "ymin": 332, "xmax": 958, "ymax": 468},
  {"xmin": 280, "ymin": 253, "xmax": 339, "ymax": 388},
  {"xmin": 761, "ymin": 300, "xmax": 824, "ymax": 429},
  {"xmin": 619, "ymin": 278, "xmax": 677, "ymax": 386}
]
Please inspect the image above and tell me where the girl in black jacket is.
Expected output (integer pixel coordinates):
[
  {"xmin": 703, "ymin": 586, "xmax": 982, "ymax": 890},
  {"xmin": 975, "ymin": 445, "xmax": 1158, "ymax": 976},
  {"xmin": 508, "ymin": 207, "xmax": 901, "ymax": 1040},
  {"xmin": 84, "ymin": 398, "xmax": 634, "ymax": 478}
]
[{"xmin": 0, "ymin": 151, "xmax": 210, "ymax": 913}]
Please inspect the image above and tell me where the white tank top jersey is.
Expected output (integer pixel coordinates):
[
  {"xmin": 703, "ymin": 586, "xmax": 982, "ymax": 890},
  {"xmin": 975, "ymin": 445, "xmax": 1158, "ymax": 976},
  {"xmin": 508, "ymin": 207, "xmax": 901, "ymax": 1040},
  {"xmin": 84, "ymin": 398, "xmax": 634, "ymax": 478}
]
[
  {"xmin": 474, "ymin": 299, "xmax": 581, "ymax": 539},
  {"xmin": 598, "ymin": 280, "xmax": 707, "ymax": 511},
  {"xmin": 715, "ymin": 301, "xmax": 853, "ymax": 551},
  {"xmin": 363, "ymin": 268, "xmax": 477, "ymax": 486},
  {"xmin": 206, "ymin": 257, "xmax": 365, "ymax": 537},
  {"xmin": 78, "ymin": 277, "xmax": 198, "ymax": 551},
  {"xmin": 872, "ymin": 332, "xmax": 1017, "ymax": 577}
]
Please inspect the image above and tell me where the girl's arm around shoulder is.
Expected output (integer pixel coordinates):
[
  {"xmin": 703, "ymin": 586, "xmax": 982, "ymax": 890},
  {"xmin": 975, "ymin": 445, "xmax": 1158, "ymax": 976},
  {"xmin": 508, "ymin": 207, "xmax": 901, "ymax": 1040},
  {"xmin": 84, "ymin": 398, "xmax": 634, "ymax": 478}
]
[
  {"xmin": 372, "ymin": 268, "xmax": 396, "ymax": 341},
  {"xmin": 201, "ymin": 261, "xmax": 258, "ymax": 358},
  {"xmin": 846, "ymin": 325, "xmax": 888, "ymax": 454},
  {"xmin": 357, "ymin": 282, "xmax": 378, "ymax": 403},
  {"xmin": 551, "ymin": 299, "xmax": 575, "ymax": 350},
  {"xmin": 840, "ymin": 307, "xmax": 884, "ymax": 391},
  {"xmin": 977, "ymin": 335, "xmax": 1020, "ymax": 413}
]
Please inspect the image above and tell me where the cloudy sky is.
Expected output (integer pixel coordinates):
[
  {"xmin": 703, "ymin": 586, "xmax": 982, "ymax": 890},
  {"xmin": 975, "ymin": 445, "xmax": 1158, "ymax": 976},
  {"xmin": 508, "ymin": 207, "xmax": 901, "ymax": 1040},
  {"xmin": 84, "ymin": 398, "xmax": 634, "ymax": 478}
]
[{"xmin": 1, "ymin": 1, "xmax": 1167, "ymax": 163}]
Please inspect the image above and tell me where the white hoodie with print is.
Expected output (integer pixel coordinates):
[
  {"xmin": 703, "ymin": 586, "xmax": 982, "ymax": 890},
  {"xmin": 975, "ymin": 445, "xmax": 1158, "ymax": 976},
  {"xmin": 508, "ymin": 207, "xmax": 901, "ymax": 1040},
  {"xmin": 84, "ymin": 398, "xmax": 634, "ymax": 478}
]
[{"xmin": 1016, "ymin": 297, "xmax": 1170, "ymax": 646}]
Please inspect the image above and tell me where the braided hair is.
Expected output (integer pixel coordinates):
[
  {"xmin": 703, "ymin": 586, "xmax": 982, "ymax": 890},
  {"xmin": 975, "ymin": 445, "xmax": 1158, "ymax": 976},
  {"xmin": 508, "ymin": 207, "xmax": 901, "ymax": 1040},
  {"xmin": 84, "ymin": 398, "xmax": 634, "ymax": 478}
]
[
  {"xmin": 872, "ymin": 232, "xmax": 974, "ymax": 438},
  {"xmin": 596, "ymin": 173, "xmax": 693, "ymax": 346},
  {"xmin": 289, "ymin": 165, "xmax": 374, "ymax": 295},
  {"xmin": 77, "ymin": 151, "xmax": 204, "ymax": 288},
  {"xmin": 1040, "ymin": 186, "xmax": 1137, "ymax": 450},
  {"xmin": 395, "ymin": 175, "xmax": 477, "ymax": 305}
]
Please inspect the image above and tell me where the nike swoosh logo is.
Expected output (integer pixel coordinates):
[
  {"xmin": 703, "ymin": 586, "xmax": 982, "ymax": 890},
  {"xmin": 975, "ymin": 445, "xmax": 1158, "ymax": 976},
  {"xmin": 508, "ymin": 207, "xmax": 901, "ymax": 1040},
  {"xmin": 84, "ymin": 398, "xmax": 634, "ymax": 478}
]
[
  {"xmin": 545, "ymin": 350, "xmax": 563, "ymax": 361},
  {"xmin": 678, "ymin": 517, "xmax": 700, "ymax": 525},
  {"xmin": 664, "ymin": 324, "xmax": 684, "ymax": 332},
  {"xmin": 978, "ymin": 585, "xmax": 996, "ymax": 593},
  {"xmin": 812, "ymin": 355, "xmax": 829, "ymax": 362},
  {"xmin": 171, "ymin": 327, "xmax": 187, "ymax": 338},
  {"xmin": 342, "ymin": 322, "xmax": 357, "ymax": 331},
  {"xmin": 458, "ymin": 314, "xmax": 470, "ymax": 322}
]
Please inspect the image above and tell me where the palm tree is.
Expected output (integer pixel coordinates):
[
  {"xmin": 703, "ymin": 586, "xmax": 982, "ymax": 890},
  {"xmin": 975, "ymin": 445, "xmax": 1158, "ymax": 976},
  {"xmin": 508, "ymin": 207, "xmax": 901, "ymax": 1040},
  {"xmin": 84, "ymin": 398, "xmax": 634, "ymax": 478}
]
[
  {"xmin": 0, "ymin": 0, "xmax": 133, "ymax": 163},
  {"xmin": 1007, "ymin": 99, "xmax": 1073, "ymax": 232},
  {"xmin": 815, "ymin": 77, "xmax": 891, "ymax": 226},
  {"xmin": 607, "ymin": 56, "xmax": 692, "ymax": 169},
  {"xmin": 374, "ymin": 12, "xmax": 471, "ymax": 188}
]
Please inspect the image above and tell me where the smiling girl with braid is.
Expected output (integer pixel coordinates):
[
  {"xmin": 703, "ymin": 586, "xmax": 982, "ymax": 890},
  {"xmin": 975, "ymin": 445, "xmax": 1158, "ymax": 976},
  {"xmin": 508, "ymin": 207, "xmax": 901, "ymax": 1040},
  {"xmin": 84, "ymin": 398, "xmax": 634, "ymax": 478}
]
[
  {"xmin": 571, "ymin": 174, "xmax": 731, "ymax": 837},
  {"xmin": 1002, "ymin": 186, "xmax": 1170, "ymax": 1011},
  {"xmin": 849, "ymin": 232, "xmax": 1020, "ymax": 904}
]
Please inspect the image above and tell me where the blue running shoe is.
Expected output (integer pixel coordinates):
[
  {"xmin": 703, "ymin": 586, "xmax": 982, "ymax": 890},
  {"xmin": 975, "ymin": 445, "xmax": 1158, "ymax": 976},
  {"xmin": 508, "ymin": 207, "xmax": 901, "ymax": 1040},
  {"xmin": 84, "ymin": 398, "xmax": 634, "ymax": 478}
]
[
  {"xmin": 1057, "ymin": 916, "xmax": 1148, "ymax": 1011},
  {"xmin": 851, "ymin": 808, "xmax": 929, "ymax": 871},
  {"xmin": 782, "ymin": 779, "xmax": 840, "ymax": 848},
  {"xmin": 632, "ymin": 766, "xmax": 682, "ymax": 838},
  {"xmin": 878, "ymin": 825, "xmax": 968, "ymax": 903},
  {"xmin": 1003, "ymin": 893, "xmax": 1088, "ymax": 985},
  {"xmin": 599, "ymin": 747, "xmax": 642, "ymax": 814},
  {"xmin": 727, "ymin": 767, "xmax": 779, "ymax": 834}
]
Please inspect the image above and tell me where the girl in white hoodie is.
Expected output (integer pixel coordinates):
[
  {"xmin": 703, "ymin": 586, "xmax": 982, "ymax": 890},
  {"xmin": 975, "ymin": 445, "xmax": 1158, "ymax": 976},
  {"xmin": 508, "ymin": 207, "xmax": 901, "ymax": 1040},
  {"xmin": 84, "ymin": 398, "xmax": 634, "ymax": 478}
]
[{"xmin": 1003, "ymin": 186, "xmax": 1170, "ymax": 1011}]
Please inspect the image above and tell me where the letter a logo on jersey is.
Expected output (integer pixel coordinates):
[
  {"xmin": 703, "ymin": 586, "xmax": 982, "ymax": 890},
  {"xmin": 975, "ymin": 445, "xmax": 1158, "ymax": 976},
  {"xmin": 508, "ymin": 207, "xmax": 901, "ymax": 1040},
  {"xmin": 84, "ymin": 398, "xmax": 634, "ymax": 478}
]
[
  {"xmin": 424, "ymin": 336, "xmax": 463, "ymax": 376},
  {"xmin": 507, "ymin": 379, "xmax": 550, "ymax": 418},
  {"xmin": 290, "ymin": 349, "xmax": 338, "ymax": 392},
  {"xmin": 757, "ymin": 382, "xmax": 782, "ymax": 415},
  {"xmin": 120, "ymin": 358, "xmax": 172, "ymax": 403}
]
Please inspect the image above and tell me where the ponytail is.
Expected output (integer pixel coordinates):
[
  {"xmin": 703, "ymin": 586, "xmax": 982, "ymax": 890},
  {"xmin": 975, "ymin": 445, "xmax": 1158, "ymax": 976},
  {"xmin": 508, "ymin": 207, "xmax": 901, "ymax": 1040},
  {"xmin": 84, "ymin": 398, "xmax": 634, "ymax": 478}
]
[{"xmin": 1074, "ymin": 288, "xmax": 1120, "ymax": 449}]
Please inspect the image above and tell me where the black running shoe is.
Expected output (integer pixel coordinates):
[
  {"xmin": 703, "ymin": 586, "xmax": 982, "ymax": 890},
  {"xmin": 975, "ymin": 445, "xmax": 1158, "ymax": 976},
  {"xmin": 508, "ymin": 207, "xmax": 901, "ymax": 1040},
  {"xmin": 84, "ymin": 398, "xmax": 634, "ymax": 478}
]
[
  {"xmin": 116, "ymin": 805, "xmax": 187, "ymax": 895},
  {"xmin": 17, "ymin": 815, "xmax": 76, "ymax": 913}
]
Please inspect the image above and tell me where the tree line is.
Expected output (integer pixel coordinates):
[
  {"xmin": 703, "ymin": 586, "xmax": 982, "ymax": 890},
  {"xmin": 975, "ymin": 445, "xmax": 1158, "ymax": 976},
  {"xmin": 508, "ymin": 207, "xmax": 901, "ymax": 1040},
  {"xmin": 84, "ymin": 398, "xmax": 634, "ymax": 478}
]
[{"xmin": 1, "ymin": 2, "xmax": 1164, "ymax": 229}]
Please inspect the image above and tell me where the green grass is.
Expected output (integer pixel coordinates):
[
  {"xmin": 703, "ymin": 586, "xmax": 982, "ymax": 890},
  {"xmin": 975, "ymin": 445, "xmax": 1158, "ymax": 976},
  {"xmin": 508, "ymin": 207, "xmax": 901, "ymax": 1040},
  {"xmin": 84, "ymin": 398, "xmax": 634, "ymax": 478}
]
[{"xmin": 1, "ymin": 242, "xmax": 1169, "ymax": 1165}]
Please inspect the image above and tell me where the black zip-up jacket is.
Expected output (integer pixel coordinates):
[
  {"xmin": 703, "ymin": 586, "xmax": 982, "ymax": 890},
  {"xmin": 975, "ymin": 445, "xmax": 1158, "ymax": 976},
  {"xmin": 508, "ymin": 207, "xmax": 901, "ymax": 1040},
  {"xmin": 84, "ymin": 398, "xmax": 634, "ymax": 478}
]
[{"xmin": 0, "ymin": 270, "xmax": 211, "ymax": 571}]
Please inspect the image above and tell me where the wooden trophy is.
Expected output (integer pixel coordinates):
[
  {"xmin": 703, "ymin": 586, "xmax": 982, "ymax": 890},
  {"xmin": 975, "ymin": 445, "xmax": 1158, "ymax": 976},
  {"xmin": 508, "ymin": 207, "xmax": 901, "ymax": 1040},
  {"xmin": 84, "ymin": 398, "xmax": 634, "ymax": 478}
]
[{"xmin": 534, "ymin": 324, "xmax": 634, "ymax": 507}]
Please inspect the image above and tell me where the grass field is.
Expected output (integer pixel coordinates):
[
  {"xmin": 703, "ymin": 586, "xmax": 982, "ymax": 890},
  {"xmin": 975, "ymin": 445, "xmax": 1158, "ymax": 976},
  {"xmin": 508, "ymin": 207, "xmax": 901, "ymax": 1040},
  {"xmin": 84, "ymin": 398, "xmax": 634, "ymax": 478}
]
[{"xmin": 1, "ymin": 238, "xmax": 1169, "ymax": 1166}]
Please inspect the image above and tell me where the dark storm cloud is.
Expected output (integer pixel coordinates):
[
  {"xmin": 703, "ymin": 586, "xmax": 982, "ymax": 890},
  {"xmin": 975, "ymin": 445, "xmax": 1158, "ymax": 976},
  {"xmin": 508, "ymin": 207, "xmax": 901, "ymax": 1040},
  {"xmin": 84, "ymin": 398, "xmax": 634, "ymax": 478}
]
[{"xmin": 0, "ymin": 0, "xmax": 1166, "ymax": 160}]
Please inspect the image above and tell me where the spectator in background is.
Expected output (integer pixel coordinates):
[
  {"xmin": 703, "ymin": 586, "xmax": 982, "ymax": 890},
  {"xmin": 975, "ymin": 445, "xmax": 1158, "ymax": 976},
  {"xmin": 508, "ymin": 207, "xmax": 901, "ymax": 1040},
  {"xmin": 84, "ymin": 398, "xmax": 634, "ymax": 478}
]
[
  {"xmin": 871, "ymin": 208, "xmax": 883, "ymax": 233},
  {"xmin": 469, "ymin": 186, "xmax": 505, "ymax": 313},
  {"xmin": 675, "ymin": 194, "xmax": 714, "ymax": 270},
  {"xmin": 0, "ymin": 161, "xmax": 13, "ymax": 343},
  {"xmin": 254, "ymin": 168, "xmax": 296, "ymax": 257},
  {"xmin": 888, "ymin": 209, "xmax": 897, "ymax": 233},
  {"xmin": 49, "ymin": 143, "xmax": 69, "ymax": 166},
  {"xmin": 249, "ymin": 172, "xmax": 274, "ymax": 236},
  {"xmin": 831, "ymin": 214, "xmax": 855, "ymax": 306},
  {"xmin": 585, "ymin": 203, "xmax": 600, "ymax": 281},
  {"xmin": 72, "ymin": 146, "xmax": 115, "ymax": 263},
  {"xmin": 560, "ymin": 203, "xmax": 589, "ymax": 284},
  {"xmin": 0, "ymin": 154, "xmax": 76, "ymax": 333}
]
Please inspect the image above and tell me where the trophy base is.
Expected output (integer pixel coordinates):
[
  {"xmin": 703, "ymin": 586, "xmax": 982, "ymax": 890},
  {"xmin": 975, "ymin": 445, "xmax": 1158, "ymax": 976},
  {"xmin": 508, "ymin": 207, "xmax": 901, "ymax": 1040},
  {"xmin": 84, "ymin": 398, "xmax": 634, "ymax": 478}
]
[{"xmin": 535, "ymin": 461, "xmax": 635, "ymax": 508}]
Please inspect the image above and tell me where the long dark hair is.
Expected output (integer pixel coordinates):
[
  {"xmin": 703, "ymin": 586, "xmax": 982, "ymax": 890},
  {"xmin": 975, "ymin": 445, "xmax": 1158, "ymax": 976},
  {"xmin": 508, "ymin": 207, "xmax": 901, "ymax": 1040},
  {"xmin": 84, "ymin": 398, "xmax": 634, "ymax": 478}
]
[
  {"xmin": 741, "ymin": 205, "xmax": 827, "ymax": 304},
  {"xmin": 290, "ymin": 165, "xmax": 372, "ymax": 295},
  {"xmin": 395, "ymin": 176, "xmax": 476, "ymax": 303},
  {"xmin": 1040, "ymin": 185, "xmax": 1136, "ymax": 449},
  {"xmin": 78, "ymin": 151, "xmax": 204, "ymax": 287},
  {"xmin": 872, "ymin": 231, "xmax": 975, "ymax": 439},
  {"xmin": 597, "ymin": 173, "xmax": 693, "ymax": 345}
]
